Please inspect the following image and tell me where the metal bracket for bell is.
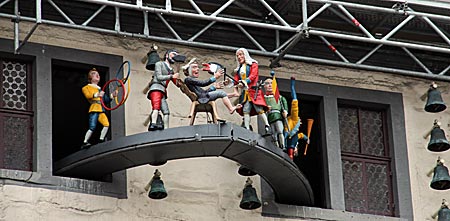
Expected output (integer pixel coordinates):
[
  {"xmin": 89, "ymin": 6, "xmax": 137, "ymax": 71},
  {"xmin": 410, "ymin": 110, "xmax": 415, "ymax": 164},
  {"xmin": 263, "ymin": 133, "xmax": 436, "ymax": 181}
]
[
  {"xmin": 425, "ymin": 82, "xmax": 447, "ymax": 113},
  {"xmin": 239, "ymin": 178, "xmax": 262, "ymax": 210},
  {"xmin": 238, "ymin": 165, "xmax": 257, "ymax": 176},
  {"xmin": 146, "ymin": 169, "xmax": 168, "ymax": 199},
  {"xmin": 430, "ymin": 157, "xmax": 450, "ymax": 190},
  {"xmin": 432, "ymin": 199, "xmax": 450, "ymax": 221},
  {"xmin": 426, "ymin": 120, "xmax": 450, "ymax": 152},
  {"xmin": 145, "ymin": 44, "xmax": 161, "ymax": 71}
]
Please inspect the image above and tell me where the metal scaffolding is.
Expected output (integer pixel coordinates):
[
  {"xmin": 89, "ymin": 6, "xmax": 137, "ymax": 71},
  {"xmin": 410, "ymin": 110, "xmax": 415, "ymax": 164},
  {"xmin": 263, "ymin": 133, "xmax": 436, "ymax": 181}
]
[{"xmin": 1, "ymin": 0, "xmax": 450, "ymax": 80}]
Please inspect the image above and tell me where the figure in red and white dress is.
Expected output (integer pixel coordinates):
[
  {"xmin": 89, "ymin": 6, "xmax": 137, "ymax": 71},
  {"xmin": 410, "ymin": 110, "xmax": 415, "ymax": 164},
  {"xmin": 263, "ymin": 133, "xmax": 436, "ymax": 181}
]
[{"xmin": 229, "ymin": 48, "xmax": 270, "ymax": 134}]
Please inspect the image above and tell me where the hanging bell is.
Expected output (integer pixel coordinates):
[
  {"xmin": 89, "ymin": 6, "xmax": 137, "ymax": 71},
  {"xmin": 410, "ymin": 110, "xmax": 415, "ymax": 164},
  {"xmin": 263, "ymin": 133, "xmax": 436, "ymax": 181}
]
[
  {"xmin": 430, "ymin": 158, "xmax": 450, "ymax": 190},
  {"xmin": 239, "ymin": 178, "xmax": 262, "ymax": 210},
  {"xmin": 147, "ymin": 169, "xmax": 168, "ymax": 199},
  {"xmin": 425, "ymin": 82, "xmax": 447, "ymax": 113},
  {"xmin": 238, "ymin": 165, "xmax": 257, "ymax": 176},
  {"xmin": 145, "ymin": 44, "xmax": 161, "ymax": 71},
  {"xmin": 427, "ymin": 120, "xmax": 450, "ymax": 152},
  {"xmin": 438, "ymin": 201, "xmax": 450, "ymax": 221}
]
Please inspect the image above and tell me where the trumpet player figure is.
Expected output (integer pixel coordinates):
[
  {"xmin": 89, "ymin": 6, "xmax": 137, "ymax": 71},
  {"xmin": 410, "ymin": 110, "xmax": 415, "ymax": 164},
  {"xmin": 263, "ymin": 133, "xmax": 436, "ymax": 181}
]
[
  {"xmin": 183, "ymin": 58, "xmax": 241, "ymax": 114},
  {"xmin": 229, "ymin": 48, "xmax": 271, "ymax": 134},
  {"xmin": 147, "ymin": 49, "xmax": 182, "ymax": 131},
  {"xmin": 264, "ymin": 73, "xmax": 288, "ymax": 150},
  {"xmin": 285, "ymin": 77, "xmax": 309, "ymax": 160}
]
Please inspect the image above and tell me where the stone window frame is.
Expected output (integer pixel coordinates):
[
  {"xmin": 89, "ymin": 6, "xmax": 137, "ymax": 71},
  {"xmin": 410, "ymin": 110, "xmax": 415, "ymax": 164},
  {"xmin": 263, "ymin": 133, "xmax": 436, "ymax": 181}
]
[
  {"xmin": 261, "ymin": 79, "xmax": 413, "ymax": 221},
  {"xmin": 0, "ymin": 39, "xmax": 127, "ymax": 198}
]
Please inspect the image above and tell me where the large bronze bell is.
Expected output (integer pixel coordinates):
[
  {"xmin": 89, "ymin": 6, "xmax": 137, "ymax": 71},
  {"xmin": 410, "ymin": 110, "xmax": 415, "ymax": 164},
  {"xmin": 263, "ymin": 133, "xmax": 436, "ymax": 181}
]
[
  {"xmin": 239, "ymin": 178, "xmax": 262, "ymax": 210},
  {"xmin": 427, "ymin": 120, "xmax": 450, "ymax": 152},
  {"xmin": 430, "ymin": 158, "xmax": 450, "ymax": 190},
  {"xmin": 425, "ymin": 82, "xmax": 447, "ymax": 113},
  {"xmin": 147, "ymin": 169, "xmax": 168, "ymax": 199},
  {"xmin": 145, "ymin": 44, "xmax": 161, "ymax": 71}
]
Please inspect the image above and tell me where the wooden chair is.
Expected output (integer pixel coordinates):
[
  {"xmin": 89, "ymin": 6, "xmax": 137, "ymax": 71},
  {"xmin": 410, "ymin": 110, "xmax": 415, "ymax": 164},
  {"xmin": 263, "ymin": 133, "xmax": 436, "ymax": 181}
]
[{"xmin": 176, "ymin": 79, "xmax": 220, "ymax": 125}]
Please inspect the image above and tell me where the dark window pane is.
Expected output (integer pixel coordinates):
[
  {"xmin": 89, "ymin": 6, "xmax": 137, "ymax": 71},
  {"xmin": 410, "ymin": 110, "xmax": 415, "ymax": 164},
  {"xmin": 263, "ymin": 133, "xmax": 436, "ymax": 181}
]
[
  {"xmin": 366, "ymin": 162, "xmax": 391, "ymax": 214},
  {"xmin": 1, "ymin": 61, "xmax": 28, "ymax": 111},
  {"xmin": 338, "ymin": 107, "xmax": 360, "ymax": 153},
  {"xmin": 361, "ymin": 110, "xmax": 385, "ymax": 156},
  {"xmin": 342, "ymin": 159, "xmax": 365, "ymax": 212},
  {"xmin": 1, "ymin": 114, "xmax": 32, "ymax": 171}
]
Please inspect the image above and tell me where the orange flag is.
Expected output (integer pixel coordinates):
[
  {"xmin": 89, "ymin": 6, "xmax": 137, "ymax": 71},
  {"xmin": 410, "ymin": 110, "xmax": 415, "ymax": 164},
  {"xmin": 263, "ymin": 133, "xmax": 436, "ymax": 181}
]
[{"xmin": 271, "ymin": 72, "xmax": 280, "ymax": 103}]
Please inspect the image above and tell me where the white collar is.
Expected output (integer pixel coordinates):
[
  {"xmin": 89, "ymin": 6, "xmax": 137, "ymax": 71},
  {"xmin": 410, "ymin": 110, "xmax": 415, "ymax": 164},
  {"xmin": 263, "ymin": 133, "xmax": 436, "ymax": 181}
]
[{"xmin": 88, "ymin": 83, "xmax": 101, "ymax": 89}]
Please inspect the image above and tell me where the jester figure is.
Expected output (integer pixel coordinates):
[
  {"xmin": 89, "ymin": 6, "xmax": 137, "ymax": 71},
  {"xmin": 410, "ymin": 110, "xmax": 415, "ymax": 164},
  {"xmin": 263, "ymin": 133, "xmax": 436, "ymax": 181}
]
[
  {"xmin": 285, "ymin": 77, "xmax": 309, "ymax": 160},
  {"xmin": 81, "ymin": 68, "xmax": 117, "ymax": 149},
  {"xmin": 264, "ymin": 73, "xmax": 288, "ymax": 150},
  {"xmin": 230, "ymin": 48, "xmax": 270, "ymax": 134}
]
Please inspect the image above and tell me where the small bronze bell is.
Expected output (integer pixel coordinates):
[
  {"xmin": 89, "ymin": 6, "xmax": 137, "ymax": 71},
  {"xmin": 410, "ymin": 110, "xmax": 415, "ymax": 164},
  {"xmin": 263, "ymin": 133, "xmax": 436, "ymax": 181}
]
[
  {"xmin": 145, "ymin": 44, "xmax": 161, "ymax": 71},
  {"xmin": 433, "ymin": 199, "xmax": 450, "ymax": 221},
  {"xmin": 425, "ymin": 82, "xmax": 447, "ymax": 113},
  {"xmin": 238, "ymin": 165, "xmax": 256, "ymax": 176},
  {"xmin": 145, "ymin": 169, "xmax": 168, "ymax": 199},
  {"xmin": 427, "ymin": 120, "xmax": 450, "ymax": 152},
  {"xmin": 438, "ymin": 203, "xmax": 450, "ymax": 221},
  {"xmin": 430, "ymin": 158, "xmax": 450, "ymax": 190},
  {"xmin": 239, "ymin": 178, "xmax": 262, "ymax": 210}
]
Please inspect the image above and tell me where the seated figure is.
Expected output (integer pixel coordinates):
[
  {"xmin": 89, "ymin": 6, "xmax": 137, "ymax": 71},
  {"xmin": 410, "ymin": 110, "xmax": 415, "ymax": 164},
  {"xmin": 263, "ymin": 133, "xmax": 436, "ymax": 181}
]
[{"xmin": 182, "ymin": 58, "xmax": 241, "ymax": 119}]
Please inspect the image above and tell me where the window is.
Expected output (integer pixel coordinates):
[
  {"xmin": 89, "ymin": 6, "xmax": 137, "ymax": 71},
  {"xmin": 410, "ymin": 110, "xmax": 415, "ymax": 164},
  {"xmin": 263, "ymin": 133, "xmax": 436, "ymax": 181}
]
[
  {"xmin": 0, "ymin": 59, "xmax": 33, "ymax": 171},
  {"xmin": 0, "ymin": 39, "xmax": 127, "ymax": 198},
  {"xmin": 261, "ymin": 79, "xmax": 413, "ymax": 221},
  {"xmin": 338, "ymin": 106, "xmax": 394, "ymax": 216},
  {"xmin": 52, "ymin": 60, "xmax": 110, "ymax": 161}
]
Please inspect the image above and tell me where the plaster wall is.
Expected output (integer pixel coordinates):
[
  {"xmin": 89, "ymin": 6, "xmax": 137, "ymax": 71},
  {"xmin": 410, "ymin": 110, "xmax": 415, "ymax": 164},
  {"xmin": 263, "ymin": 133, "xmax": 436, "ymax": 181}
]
[{"xmin": 0, "ymin": 19, "xmax": 449, "ymax": 221}]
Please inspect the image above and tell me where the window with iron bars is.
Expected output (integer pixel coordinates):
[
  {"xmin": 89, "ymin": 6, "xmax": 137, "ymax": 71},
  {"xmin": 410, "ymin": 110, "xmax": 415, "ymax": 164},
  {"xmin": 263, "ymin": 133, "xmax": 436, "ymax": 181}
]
[
  {"xmin": 338, "ymin": 105, "xmax": 394, "ymax": 216},
  {"xmin": 0, "ymin": 58, "xmax": 33, "ymax": 171}
]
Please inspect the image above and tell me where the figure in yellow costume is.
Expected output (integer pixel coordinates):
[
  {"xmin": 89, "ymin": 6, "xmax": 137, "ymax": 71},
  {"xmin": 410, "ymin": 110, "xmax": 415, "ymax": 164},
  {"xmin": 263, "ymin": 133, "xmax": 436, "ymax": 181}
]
[
  {"xmin": 285, "ymin": 77, "xmax": 309, "ymax": 160},
  {"xmin": 81, "ymin": 68, "xmax": 116, "ymax": 149}
]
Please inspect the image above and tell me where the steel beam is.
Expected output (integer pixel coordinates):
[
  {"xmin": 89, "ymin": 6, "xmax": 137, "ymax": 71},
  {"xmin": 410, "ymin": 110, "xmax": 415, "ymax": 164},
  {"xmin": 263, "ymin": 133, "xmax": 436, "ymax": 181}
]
[
  {"xmin": 310, "ymin": 30, "xmax": 450, "ymax": 54},
  {"xmin": 82, "ymin": 5, "xmax": 107, "ymax": 26},
  {"xmin": 2, "ymin": 12, "xmax": 449, "ymax": 80},
  {"xmin": 15, "ymin": 23, "xmax": 40, "ymax": 53},
  {"xmin": 273, "ymin": 3, "xmax": 331, "ymax": 53},
  {"xmin": 310, "ymin": 0, "xmax": 450, "ymax": 23},
  {"xmin": 337, "ymin": 5, "xmax": 374, "ymax": 39},
  {"xmin": 189, "ymin": 0, "xmax": 204, "ymax": 15},
  {"xmin": 143, "ymin": 11, "xmax": 149, "ymax": 36},
  {"xmin": 439, "ymin": 65, "xmax": 450, "ymax": 76},
  {"xmin": 13, "ymin": 0, "xmax": 18, "ymax": 53},
  {"xmin": 156, "ymin": 13, "xmax": 181, "ymax": 40},
  {"xmin": 319, "ymin": 36, "xmax": 349, "ymax": 62},
  {"xmin": 357, "ymin": 14, "xmax": 415, "ymax": 64},
  {"xmin": 0, "ymin": 0, "xmax": 10, "ymax": 8},
  {"xmin": 258, "ymin": 0, "xmax": 289, "ymax": 27},
  {"xmin": 236, "ymin": 24, "xmax": 266, "ymax": 52},
  {"xmin": 47, "ymin": 0, "xmax": 75, "ymax": 24},
  {"xmin": 1, "ymin": 0, "xmax": 449, "ymax": 79},
  {"xmin": 402, "ymin": 47, "xmax": 432, "ymax": 74},
  {"xmin": 188, "ymin": 21, "xmax": 216, "ymax": 41}
]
